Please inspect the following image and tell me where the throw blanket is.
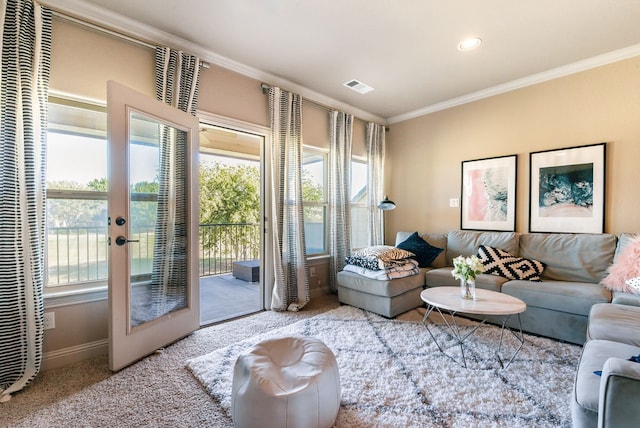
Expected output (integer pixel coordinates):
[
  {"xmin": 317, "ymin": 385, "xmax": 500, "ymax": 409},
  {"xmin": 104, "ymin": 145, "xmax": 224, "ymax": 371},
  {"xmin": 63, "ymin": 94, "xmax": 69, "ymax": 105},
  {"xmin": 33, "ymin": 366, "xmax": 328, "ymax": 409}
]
[
  {"xmin": 343, "ymin": 259, "xmax": 419, "ymax": 280},
  {"xmin": 345, "ymin": 254, "xmax": 415, "ymax": 271}
]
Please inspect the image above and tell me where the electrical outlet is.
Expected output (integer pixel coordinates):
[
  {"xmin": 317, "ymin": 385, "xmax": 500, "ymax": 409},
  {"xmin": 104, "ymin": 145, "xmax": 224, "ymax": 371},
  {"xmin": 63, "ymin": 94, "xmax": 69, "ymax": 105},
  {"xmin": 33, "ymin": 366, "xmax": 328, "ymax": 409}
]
[
  {"xmin": 309, "ymin": 267, "xmax": 316, "ymax": 277},
  {"xmin": 449, "ymin": 198, "xmax": 459, "ymax": 208},
  {"xmin": 44, "ymin": 312, "xmax": 55, "ymax": 330}
]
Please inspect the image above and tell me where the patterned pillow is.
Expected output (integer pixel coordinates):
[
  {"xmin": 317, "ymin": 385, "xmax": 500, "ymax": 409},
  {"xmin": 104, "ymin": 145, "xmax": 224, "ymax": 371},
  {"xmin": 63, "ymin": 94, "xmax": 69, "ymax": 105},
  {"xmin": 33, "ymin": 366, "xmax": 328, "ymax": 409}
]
[
  {"xmin": 626, "ymin": 276, "xmax": 640, "ymax": 293},
  {"xmin": 396, "ymin": 232, "xmax": 444, "ymax": 268},
  {"xmin": 352, "ymin": 245, "xmax": 414, "ymax": 262},
  {"xmin": 477, "ymin": 245, "xmax": 545, "ymax": 281}
]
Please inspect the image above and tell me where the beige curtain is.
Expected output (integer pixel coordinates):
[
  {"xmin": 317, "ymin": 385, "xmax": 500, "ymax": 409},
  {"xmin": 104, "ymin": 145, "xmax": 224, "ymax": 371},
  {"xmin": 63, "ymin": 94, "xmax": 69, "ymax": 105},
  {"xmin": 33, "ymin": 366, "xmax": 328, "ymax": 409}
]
[
  {"xmin": 267, "ymin": 86, "xmax": 310, "ymax": 311},
  {"xmin": 366, "ymin": 122, "xmax": 386, "ymax": 245},
  {"xmin": 328, "ymin": 110, "xmax": 353, "ymax": 291}
]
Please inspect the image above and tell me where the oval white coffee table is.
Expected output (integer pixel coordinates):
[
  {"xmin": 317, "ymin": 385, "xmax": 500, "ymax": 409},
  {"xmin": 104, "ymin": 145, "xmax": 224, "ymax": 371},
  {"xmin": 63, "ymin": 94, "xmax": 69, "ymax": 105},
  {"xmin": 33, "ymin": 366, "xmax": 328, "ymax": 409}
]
[{"xmin": 420, "ymin": 287, "xmax": 526, "ymax": 369}]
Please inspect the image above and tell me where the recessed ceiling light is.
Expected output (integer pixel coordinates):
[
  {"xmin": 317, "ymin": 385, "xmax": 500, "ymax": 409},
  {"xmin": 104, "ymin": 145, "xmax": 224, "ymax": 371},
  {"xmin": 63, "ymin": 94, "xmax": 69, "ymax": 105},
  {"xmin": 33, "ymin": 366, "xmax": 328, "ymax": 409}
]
[{"xmin": 458, "ymin": 37, "xmax": 482, "ymax": 52}]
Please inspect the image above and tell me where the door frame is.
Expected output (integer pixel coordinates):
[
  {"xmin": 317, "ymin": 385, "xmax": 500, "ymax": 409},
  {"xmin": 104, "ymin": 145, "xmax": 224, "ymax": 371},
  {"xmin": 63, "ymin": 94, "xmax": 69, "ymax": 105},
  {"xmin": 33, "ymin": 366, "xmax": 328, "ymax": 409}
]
[{"xmin": 198, "ymin": 111, "xmax": 271, "ymax": 311}]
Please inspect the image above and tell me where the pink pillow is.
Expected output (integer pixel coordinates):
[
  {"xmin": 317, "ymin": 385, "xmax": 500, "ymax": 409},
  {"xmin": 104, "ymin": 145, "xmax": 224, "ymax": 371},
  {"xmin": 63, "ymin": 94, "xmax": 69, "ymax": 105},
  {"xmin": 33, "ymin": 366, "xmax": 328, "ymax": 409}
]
[{"xmin": 601, "ymin": 237, "xmax": 640, "ymax": 294}]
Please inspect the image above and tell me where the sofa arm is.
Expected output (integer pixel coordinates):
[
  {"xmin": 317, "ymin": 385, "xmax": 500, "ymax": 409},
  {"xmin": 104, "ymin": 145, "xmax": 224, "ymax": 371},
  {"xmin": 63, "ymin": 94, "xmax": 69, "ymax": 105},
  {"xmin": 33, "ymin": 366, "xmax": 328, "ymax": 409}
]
[
  {"xmin": 611, "ymin": 291, "xmax": 640, "ymax": 307},
  {"xmin": 598, "ymin": 357, "xmax": 640, "ymax": 428}
]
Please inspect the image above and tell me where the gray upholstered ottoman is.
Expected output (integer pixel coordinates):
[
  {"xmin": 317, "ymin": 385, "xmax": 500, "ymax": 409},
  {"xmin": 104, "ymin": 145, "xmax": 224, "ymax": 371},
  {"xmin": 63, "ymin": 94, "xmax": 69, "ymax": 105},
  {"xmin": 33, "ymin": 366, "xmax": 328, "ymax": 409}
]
[{"xmin": 337, "ymin": 269, "xmax": 427, "ymax": 318}]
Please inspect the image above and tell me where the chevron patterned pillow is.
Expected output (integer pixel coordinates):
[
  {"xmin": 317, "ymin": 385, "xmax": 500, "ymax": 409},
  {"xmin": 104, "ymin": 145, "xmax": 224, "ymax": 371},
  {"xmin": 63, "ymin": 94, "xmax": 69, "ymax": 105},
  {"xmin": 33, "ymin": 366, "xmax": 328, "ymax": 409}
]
[{"xmin": 477, "ymin": 245, "xmax": 545, "ymax": 281}]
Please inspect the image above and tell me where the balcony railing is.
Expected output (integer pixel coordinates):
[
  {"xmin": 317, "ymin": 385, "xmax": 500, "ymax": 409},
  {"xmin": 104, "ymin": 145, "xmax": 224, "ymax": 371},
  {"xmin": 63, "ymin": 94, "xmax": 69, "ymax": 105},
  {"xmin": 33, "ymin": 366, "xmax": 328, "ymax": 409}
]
[{"xmin": 46, "ymin": 223, "xmax": 260, "ymax": 287}]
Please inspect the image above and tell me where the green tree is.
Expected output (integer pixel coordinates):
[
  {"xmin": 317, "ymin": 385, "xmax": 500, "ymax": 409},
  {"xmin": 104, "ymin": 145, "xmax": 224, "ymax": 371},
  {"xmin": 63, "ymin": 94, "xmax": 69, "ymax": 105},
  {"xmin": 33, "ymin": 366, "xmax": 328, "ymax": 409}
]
[
  {"xmin": 199, "ymin": 162, "xmax": 260, "ymax": 225},
  {"xmin": 87, "ymin": 177, "xmax": 108, "ymax": 192},
  {"xmin": 47, "ymin": 180, "xmax": 105, "ymax": 228}
]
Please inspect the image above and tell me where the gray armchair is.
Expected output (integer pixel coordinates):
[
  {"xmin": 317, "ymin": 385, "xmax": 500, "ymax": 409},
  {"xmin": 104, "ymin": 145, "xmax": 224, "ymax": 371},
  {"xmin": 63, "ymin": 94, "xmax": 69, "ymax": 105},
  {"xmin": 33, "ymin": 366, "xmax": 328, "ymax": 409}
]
[{"xmin": 597, "ymin": 357, "xmax": 640, "ymax": 427}]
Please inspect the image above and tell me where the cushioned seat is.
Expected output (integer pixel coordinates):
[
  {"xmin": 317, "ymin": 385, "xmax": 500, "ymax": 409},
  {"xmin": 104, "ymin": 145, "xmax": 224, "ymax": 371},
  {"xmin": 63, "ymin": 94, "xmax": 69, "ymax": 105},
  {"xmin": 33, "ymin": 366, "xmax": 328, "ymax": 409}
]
[
  {"xmin": 425, "ymin": 268, "xmax": 508, "ymax": 292},
  {"xmin": 587, "ymin": 303, "xmax": 640, "ymax": 346},
  {"xmin": 337, "ymin": 269, "xmax": 427, "ymax": 317},
  {"xmin": 231, "ymin": 336, "xmax": 340, "ymax": 428}
]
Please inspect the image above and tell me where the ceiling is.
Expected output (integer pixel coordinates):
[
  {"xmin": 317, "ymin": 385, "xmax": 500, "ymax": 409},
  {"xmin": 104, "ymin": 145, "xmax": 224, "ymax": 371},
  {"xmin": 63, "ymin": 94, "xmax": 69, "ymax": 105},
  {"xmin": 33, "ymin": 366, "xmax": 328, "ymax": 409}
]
[{"xmin": 50, "ymin": 0, "xmax": 640, "ymax": 123}]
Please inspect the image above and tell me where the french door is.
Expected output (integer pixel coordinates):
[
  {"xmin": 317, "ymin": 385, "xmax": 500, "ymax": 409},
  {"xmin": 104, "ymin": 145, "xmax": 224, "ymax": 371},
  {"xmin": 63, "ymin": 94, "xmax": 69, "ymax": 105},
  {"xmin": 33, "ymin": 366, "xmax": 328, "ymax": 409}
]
[{"xmin": 107, "ymin": 81, "xmax": 200, "ymax": 371}]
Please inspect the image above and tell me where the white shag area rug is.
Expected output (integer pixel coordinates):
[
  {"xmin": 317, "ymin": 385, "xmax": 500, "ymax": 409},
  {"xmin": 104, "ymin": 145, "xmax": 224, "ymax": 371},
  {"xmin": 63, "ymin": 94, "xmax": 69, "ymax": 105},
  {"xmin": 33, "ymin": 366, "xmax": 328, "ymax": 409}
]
[{"xmin": 186, "ymin": 305, "xmax": 580, "ymax": 427}]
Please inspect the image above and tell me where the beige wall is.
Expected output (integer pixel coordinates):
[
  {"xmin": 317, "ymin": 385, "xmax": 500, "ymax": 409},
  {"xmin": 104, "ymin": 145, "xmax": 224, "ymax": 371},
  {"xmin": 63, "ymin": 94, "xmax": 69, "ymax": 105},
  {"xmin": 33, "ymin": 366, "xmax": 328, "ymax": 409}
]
[{"xmin": 386, "ymin": 56, "xmax": 640, "ymax": 242}]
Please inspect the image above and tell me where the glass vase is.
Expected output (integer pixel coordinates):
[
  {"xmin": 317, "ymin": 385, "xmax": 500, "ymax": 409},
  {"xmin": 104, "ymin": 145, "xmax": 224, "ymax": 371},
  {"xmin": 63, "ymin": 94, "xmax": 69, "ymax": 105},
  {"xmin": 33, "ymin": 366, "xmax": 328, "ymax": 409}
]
[{"xmin": 460, "ymin": 278, "xmax": 476, "ymax": 300}]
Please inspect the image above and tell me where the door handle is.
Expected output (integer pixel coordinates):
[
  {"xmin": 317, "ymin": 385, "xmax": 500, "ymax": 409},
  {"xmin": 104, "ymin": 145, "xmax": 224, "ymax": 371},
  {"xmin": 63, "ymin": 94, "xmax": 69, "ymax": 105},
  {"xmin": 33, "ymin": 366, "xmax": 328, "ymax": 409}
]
[{"xmin": 115, "ymin": 236, "xmax": 140, "ymax": 246}]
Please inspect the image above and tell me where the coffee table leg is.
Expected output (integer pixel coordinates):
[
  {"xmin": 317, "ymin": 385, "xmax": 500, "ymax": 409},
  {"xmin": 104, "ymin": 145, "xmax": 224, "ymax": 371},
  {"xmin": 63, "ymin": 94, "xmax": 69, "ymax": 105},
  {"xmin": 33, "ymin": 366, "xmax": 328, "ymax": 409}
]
[
  {"xmin": 496, "ymin": 313, "xmax": 525, "ymax": 369},
  {"xmin": 422, "ymin": 304, "xmax": 486, "ymax": 368}
]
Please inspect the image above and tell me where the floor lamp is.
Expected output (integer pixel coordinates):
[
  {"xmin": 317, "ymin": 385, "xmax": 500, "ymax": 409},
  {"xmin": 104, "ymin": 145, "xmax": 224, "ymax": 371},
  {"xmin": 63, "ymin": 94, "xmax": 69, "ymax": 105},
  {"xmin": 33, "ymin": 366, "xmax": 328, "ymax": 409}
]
[{"xmin": 377, "ymin": 196, "xmax": 396, "ymax": 244}]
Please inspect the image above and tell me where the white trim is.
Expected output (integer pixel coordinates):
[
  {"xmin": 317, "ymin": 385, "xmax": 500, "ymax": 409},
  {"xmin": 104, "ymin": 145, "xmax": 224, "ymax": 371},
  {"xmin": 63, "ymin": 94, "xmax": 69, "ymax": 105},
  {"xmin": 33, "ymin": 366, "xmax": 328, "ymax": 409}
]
[
  {"xmin": 197, "ymin": 111, "xmax": 272, "ymax": 311},
  {"xmin": 198, "ymin": 111, "xmax": 270, "ymax": 137},
  {"xmin": 42, "ymin": 0, "xmax": 385, "ymax": 124},
  {"xmin": 42, "ymin": 339, "xmax": 108, "ymax": 371},
  {"xmin": 49, "ymin": 88, "xmax": 106, "ymax": 107},
  {"xmin": 387, "ymin": 44, "xmax": 640, "ymax": 124},
  {"xmin": 44, "ymin": 286, "xmax": 107, "ymax": 308}
]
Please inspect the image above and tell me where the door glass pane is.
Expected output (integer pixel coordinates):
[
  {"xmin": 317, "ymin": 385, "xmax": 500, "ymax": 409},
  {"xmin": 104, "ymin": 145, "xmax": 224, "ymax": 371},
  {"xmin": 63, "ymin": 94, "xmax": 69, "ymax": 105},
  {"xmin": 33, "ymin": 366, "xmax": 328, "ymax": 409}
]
[{"xmin": 129, "ymin": 111, "xmax": 189, "ymax": 328}]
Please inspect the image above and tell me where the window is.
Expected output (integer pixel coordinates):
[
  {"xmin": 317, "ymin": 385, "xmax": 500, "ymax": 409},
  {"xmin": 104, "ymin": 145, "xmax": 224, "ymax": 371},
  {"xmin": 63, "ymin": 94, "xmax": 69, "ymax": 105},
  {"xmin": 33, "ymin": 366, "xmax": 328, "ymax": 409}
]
[
  {"xmin": 302, "ymin": 149, "xmax": 327, "ymax": 255},
  {"xmin": 350, "ymin": 158, "xmax": 368, "ymax": 249},
  {"xmin": 46, "ymin": 98, "xmax": 109, "ymax": 292}
]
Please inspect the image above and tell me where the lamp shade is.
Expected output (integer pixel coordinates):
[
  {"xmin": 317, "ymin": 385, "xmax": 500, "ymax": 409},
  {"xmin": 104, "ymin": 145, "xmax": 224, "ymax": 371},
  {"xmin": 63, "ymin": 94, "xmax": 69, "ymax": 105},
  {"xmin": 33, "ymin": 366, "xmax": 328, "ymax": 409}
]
[{"xmin": 377, "ymin": 196, "xmax": 396, "ymax": 210}]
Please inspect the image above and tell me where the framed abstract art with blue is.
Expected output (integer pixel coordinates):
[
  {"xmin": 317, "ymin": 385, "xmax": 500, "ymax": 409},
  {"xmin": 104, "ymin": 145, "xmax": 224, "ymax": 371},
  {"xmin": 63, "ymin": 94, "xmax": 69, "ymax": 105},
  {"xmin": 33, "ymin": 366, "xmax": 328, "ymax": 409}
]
[{"xmin": 529, "ymin": 142, "xmax": 606, "ymax": 233}]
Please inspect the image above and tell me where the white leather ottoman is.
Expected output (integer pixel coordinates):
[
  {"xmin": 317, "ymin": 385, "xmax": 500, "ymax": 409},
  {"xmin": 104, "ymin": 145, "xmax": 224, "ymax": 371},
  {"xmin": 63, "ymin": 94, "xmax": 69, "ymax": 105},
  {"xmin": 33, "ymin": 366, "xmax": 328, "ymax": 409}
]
[{"xmin": 231, "ymin": 336, "xmax": 340, "ymax": 428}]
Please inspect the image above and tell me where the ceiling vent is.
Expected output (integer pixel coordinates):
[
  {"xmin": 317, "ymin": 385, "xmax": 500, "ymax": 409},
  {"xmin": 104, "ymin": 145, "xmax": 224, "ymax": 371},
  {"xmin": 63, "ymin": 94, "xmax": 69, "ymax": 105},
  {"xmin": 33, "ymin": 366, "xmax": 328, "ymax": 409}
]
[{"xmin": 343, "ymin": 79, "xmax": 375, "ymax": 94}]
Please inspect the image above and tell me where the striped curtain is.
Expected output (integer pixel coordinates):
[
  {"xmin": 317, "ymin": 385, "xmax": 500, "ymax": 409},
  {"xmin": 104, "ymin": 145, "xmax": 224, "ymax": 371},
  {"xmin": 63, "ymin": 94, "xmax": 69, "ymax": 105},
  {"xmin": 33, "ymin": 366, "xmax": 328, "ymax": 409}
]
[
  {"xmin": 0, "ymin": 0, "xmax": 52, "ymax": 402},
  {"xmin": 150, "ymin": 47, "xmax": 200, "ymax": 318},
  {"xmin": 366, "ymin": 122, "xmax": 386, "ymax": 246},
  {"xmin": 267, "ymin": 86, "xmax": 310, "ymax": 311},
  {"xmin": 328, "ymin": 110, "xmax": 353, "ymax": 291}
]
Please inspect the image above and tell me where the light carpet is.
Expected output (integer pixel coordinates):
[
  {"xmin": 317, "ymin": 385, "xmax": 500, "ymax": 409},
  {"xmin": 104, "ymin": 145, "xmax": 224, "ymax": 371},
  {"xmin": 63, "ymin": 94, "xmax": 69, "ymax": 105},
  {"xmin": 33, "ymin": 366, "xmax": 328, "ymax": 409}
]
[{"xmin": 187, "ymin": 305, "xmax": 581, "ymax": 428}]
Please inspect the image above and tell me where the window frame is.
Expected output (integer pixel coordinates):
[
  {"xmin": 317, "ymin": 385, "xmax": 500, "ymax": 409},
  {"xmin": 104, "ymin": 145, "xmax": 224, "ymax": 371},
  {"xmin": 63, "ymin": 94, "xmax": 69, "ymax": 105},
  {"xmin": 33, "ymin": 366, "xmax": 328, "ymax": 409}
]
[
  {"xmin": 45, "ymin": 96, "xmax": 110, "ymax": 296},
  {"xmin": 301, "ymin": 146, "xmax": 329, "ymax": 256},
  {"xmin": 349, "ymin": 155, "xmax": 369, "ymax": 250}
]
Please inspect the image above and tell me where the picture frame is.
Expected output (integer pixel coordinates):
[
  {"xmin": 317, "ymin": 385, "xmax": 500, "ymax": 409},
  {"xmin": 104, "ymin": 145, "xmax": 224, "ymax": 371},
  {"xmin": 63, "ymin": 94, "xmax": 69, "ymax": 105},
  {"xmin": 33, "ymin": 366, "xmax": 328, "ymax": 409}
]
[
  {"xmin": 529, "ymin": 143, "xmax": 606, "ymax": 233},
  {"xmin": 461, "ymin": 154, "xmax": 517, "ymax": 231}
]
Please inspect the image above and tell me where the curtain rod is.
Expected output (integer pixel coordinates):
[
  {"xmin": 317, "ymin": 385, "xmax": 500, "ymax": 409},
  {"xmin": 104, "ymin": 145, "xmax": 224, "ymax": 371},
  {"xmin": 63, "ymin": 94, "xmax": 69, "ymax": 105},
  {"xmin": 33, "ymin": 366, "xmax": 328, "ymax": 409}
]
[
  {"xmin": 261, "ymin": 83, "xmax": 388, "ymax": 129},
  {"xmin": 261, "ymin": 83, "xmax": 331, "ymax": 114},
  {"xmin": 50, "ymin": 10, "xmax": 210, "ymax": 68}
]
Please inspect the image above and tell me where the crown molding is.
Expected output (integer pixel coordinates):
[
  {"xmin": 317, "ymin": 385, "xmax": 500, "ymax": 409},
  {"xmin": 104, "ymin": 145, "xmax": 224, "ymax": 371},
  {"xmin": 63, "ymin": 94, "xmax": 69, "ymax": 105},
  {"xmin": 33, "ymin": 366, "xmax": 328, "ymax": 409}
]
[
  {"xmin": 387, "ymin": 43, "xmax": 640, "ymax": 124},
  {"xmin": 42, "ymin": 0, "xmax": 385, "ymax": 124}
]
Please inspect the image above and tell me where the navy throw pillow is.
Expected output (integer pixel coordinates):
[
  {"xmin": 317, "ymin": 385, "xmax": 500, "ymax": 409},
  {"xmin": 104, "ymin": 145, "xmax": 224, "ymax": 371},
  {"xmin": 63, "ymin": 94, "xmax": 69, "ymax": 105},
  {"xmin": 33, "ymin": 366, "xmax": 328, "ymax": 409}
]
[{"xmin": 396, "ymin": 232, "xmax": 444, "ymax": 268}]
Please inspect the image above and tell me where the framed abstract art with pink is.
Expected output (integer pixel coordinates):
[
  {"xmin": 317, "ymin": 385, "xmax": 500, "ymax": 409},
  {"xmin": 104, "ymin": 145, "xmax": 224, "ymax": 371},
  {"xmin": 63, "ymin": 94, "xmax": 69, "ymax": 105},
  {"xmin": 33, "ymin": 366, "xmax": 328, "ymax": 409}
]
[{"xmin": 461, "ymin": 154, "xmax": 517, "ymax": 231}]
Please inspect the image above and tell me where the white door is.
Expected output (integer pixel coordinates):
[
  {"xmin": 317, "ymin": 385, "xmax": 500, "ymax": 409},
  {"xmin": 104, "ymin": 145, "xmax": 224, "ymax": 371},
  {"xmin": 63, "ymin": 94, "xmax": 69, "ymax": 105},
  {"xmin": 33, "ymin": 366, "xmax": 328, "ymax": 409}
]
[{"xmin": 107, "ymin": 81, "xmax": 200, "ymax": 371}]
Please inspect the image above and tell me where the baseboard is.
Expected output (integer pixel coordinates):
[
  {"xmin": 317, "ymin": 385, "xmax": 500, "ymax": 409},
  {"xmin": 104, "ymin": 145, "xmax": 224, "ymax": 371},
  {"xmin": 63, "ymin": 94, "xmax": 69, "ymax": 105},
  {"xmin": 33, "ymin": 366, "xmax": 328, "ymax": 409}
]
[{"xmin": 42, "ymin": 339, "xmax": 108, "ymax": 371}]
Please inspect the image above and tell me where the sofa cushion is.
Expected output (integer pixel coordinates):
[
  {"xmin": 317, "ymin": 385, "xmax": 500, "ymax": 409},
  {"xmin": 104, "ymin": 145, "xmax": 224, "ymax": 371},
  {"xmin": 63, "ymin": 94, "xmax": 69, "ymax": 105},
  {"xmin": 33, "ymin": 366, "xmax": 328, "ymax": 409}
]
[
  {"xmin": 574, "ymin": 340, "xmax": 640, "ymax": 414},
  {"xmin": 587, "ymin": 303, "xmax": 640, "ymax": 346},
  {"xmin": 614, "ymin": 232, "xmax": 640, "ymax": 262},
  {"xmin": 396, "ymin": 232, "xmax": 444, "ymax": 268},
  {"xmin": 396, "ymin": 232, "xmax": 448, "ymax": 268},
  {"xmin": 601, "ymin": 236, "xmax": 640, "ymax": 294},
  {"xmin": 501, "ymin": 280, "xmax": 611, "ymax": 316},
  {"xmin": 477, "ymin": 245, "xmax": 545, "ymax": 281},
  {"xmin": 336, "ymin": 269, "xmax": 427, "ymax": 298},
  {"xmin": 425, "ymin": 267, "xmax": 508, "ymax": 292},
  {"xmin": 445, "ymin": 230, "xmax": 519, "ymax": 266},
  {"xmin": 518, "ymin": 233, "xmax": 616, "ymax": 283}
]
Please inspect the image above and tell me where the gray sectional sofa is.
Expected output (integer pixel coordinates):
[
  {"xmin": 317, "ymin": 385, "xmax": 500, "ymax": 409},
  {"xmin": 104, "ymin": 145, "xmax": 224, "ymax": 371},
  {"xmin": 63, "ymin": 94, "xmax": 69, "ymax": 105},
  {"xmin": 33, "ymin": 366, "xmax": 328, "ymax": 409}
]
[
  {"xmin": 338, "ymin": 230, "xmax": 639, "ymax": 343},
  {"xmin": 337, "ymin": 229, "xmax": 640, "ymax": 426}
]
